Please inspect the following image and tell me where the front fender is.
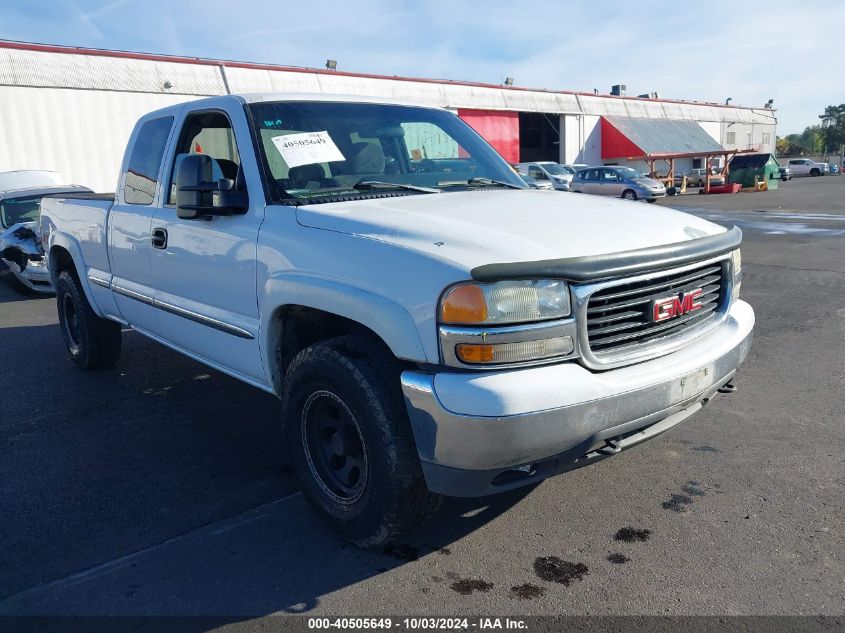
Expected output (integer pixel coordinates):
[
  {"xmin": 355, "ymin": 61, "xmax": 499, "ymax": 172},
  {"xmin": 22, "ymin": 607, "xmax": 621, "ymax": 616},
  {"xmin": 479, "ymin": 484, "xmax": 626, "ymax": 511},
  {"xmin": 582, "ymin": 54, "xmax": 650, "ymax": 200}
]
[{"xmin": 259, "ymin": 272, "xmax": 429, "ymax": 375}]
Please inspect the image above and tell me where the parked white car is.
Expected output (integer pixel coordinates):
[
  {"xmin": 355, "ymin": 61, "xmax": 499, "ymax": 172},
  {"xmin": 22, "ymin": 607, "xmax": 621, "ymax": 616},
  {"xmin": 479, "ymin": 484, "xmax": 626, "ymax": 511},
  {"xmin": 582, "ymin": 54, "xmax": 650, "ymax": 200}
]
[
  {"xmin": 517, "ymin": 162, "xmax": 573, "ymax": 190},
  {"xmin": 0, "ymin": 170, "xmax": 90, "ymax": 293},
  {"xmin": 785, "ymin": 158, "xmax": 828, "ymax": 177},
  {"xmin": 42, "ymin": 93, "xmax": 754, "ymax": 546}
]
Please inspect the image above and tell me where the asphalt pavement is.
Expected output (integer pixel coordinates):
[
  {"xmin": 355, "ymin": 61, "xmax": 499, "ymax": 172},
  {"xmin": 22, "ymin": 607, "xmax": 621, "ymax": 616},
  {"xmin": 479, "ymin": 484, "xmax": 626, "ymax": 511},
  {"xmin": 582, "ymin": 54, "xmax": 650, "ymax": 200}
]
[{"xmin": 0, "ymin": 176, "xmax": 842, "ymax": 620}]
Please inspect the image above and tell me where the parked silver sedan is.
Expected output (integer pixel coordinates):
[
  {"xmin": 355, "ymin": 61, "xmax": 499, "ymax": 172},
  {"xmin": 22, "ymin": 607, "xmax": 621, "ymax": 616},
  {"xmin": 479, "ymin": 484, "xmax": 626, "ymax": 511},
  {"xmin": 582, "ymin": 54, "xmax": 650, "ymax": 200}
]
[{"xmin": 571, "ymin": 166, "xmax": 666, "ymax": 202}]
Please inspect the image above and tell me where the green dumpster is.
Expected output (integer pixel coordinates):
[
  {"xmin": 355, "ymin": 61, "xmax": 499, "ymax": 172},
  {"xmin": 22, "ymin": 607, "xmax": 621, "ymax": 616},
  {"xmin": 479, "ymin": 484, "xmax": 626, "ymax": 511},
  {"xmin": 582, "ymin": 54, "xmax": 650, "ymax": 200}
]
[{"xmin": 728, "ymin": 153, "xmax": 780, "ymax": 190}]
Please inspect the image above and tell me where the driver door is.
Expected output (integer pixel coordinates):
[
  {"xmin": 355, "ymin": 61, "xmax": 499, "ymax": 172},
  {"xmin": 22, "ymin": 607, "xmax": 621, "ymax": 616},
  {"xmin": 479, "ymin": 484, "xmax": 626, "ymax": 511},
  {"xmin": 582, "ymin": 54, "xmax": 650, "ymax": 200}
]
[{"xmin": 149, "ymin": 105, "xmax": 267, "ymax": 385}]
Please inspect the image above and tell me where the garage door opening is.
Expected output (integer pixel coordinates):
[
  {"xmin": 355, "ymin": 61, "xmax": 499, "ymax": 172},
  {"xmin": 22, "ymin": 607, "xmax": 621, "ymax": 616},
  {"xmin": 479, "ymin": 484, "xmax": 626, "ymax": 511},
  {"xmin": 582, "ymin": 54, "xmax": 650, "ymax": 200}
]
[{"xmin": 519, "ymin": 112, "xmax": 560, "ymax": 162}]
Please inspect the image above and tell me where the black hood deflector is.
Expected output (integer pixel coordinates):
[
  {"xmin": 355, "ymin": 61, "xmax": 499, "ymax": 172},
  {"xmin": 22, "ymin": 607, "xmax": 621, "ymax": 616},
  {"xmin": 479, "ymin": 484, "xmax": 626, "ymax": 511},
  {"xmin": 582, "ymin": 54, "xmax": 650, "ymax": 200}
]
[{"xmin": 471, "ymin": 226, "xmax": 742, "ymax": 283}]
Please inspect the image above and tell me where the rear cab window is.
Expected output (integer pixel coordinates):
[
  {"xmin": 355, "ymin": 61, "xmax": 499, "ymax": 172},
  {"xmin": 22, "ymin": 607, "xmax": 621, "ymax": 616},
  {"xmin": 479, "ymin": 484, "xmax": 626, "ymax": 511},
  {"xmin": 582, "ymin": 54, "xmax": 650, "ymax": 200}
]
[{"xmin": 123, "ymin": 116, "xmax": 174, "ymax": 205}]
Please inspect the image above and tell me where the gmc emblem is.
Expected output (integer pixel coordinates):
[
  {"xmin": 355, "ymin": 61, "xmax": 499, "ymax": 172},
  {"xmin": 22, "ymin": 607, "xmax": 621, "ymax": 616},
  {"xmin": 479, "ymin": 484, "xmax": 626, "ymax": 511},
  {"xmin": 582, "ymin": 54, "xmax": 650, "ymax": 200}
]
[{"xmin": 650, "ymin": 288, "xmax": 704, "ymax": 322}]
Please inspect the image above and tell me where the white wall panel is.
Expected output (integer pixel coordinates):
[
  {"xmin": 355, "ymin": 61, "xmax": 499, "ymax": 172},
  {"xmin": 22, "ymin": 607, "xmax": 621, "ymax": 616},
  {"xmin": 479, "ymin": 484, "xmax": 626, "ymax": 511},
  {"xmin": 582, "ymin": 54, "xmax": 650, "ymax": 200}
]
[
  {"xmin": 2, "ymin": 48, "xmax": 225, "ymax": 95},
  {"xmin": 0, "ymin": 86, "xmax": 195, "ymax": 191}
]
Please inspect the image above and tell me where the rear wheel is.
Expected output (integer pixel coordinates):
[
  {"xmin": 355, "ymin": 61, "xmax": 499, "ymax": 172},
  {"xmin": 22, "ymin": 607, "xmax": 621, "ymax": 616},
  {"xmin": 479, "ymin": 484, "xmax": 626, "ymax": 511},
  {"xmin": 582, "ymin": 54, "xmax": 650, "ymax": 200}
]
[
  {"xmin": 56, "ymin": 270, "xmax": 121, "ymax": 369},
  {"xmin": 282, "ymin": 334, "xmax": 442, "ymax": 547},
  {"xmin": 622, "ymin": 189, "xmax": 637, "ymax": 201}
]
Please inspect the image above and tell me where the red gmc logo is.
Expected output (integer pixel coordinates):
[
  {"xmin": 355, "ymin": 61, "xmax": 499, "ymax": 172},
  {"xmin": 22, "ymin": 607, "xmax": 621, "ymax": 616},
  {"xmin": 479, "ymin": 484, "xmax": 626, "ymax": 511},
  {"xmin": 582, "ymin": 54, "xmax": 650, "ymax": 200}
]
[{"xmin": 650, "ymin": 288, "xmax": 704, "ymax": 322}]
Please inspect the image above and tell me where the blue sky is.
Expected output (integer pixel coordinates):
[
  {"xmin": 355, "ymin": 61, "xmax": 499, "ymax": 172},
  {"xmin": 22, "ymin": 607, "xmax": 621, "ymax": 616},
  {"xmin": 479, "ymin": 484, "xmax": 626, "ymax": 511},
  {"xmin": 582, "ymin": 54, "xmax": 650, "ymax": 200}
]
[{"xmin": 1, "ymin": 0, "xmax": 841, "ymax": 134}]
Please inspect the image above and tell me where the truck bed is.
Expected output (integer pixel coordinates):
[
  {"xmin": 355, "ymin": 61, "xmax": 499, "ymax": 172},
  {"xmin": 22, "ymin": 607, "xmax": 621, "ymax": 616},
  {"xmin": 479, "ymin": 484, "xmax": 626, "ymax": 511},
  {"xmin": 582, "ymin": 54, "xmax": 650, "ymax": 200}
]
[{"xmin": 40, "ymin": 194, "xmax": 115, "ymax": 282}]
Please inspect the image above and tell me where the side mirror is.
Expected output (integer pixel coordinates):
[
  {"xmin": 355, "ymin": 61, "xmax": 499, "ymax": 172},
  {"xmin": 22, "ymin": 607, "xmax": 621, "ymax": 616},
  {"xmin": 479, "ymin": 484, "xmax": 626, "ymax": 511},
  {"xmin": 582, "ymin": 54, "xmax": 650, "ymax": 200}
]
[{"xmin": 175, "ymin": 154, "xmax": 248, "ymax": 220}]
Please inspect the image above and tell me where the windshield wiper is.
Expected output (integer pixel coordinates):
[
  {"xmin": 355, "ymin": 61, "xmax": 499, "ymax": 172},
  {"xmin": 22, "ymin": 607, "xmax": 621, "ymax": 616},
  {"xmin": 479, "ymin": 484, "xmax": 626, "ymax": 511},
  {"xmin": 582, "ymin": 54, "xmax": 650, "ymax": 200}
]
[
  {"xmin": 438, "ymin": 177, "xmax": 525, "ymax": 190},
  {"xmin": 353, "ymin": 180, "xmax": 441, "ymax": 194}
]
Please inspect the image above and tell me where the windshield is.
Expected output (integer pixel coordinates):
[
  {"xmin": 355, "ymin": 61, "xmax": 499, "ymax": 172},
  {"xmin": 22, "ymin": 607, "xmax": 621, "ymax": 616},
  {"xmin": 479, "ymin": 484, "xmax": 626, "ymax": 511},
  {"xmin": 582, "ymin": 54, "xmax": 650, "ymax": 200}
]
[
  {"xmin": 613, "ymin": 167, "xmax": 645, "ymax": 180},
  {"xmin": 247, "ymin": 101, "xmax": 525, "ymax": 203},
  {"xmin": 0, "ymin": 195, "xmax": 44, "ymax": 229},
  {"xmin": 540, "ymin": 164, "xmax": 569, "ymax": 176}
]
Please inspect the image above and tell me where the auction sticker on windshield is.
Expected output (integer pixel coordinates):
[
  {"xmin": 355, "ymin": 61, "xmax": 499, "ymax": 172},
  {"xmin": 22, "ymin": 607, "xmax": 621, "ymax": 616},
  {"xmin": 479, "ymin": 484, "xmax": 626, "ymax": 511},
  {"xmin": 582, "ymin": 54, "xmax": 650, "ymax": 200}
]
[{"xmin": 270, "ymin": 131, "xmax": 345, "ymax": 168}]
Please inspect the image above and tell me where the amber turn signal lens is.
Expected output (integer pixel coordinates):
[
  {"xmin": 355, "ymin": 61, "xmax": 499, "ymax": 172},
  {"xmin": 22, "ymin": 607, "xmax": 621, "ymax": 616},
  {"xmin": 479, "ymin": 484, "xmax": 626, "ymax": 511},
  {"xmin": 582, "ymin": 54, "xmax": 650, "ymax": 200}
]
[
  {"xmin": 440, "ymin": 284, "xmax": 488, "ymax": 324},
  {"xmin": 455, "ymin": 343, "xmax": 495, "ymax": 363}
]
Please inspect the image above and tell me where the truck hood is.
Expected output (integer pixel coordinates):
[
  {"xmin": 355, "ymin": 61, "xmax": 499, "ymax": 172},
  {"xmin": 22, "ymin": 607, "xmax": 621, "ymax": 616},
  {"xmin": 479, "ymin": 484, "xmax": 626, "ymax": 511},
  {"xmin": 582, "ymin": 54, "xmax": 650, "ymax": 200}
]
[{"xmin": 295, "ymin": 189, "xmax": 726, "ymax": 271}]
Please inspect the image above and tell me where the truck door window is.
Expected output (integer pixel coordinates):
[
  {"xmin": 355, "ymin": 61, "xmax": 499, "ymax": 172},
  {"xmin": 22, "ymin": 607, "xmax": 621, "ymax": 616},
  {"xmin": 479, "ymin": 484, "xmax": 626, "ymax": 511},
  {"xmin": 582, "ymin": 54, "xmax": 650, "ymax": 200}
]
[
  {"xmin": 123, "ymin": 116, "xmax": 173, "ymax": 205},
  {"xmin": 167, "ymin": 111, "xmax": 241, "ymax": 204}
]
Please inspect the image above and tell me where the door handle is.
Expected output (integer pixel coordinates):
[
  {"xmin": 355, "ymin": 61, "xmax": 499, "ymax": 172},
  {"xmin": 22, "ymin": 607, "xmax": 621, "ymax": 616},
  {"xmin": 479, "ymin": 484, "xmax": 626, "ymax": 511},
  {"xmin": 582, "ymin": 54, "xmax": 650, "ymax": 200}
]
[{"xmin": 151, "ymin": 227, "xmax": 168, "ymax": 249}]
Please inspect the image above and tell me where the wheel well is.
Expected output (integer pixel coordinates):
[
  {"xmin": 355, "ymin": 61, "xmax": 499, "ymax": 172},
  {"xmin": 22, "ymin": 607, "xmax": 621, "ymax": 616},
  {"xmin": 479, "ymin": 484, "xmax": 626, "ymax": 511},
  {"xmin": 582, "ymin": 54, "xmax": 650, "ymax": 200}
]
[
  {"xmin": 267, "ymin": 305, "xmax": 397, "ymax": 396},
  {"xmin": 49, "ymin": 246, "xmax": 76, "ymax": 282}
]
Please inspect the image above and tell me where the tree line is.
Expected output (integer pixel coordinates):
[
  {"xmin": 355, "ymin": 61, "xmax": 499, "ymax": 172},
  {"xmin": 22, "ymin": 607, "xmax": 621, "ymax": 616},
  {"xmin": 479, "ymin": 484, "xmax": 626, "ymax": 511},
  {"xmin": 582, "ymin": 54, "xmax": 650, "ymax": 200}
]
[{"xmin": 776, "ymin": 104, "xmax": 845, "ymax": 156}]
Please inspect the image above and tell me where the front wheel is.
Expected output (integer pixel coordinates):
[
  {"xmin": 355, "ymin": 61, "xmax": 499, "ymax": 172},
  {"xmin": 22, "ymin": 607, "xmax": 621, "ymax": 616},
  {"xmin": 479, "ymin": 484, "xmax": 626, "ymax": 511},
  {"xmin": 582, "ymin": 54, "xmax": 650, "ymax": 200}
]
[
  {"xmin": 622, "ymin": 189, "xmax": 637, "ymax": 201},
  {"xmin": 646, "ymin": 198, "xmax": 657, "ymax": 203},
  {"xmin": 281, "ymin": 335, "xmax": 442, "ymax": 547},
  {"xmin": 810, "ymin": 168, "xmax": 820, "ymax": 176},
  {"xmin": 56, "ymin": 270, "xmax": 121, "ymax": 369}
]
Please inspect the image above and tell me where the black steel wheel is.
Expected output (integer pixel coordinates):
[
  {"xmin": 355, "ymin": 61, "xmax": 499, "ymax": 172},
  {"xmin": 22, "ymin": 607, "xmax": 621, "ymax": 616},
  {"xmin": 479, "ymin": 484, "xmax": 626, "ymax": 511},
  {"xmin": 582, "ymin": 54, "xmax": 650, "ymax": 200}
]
[
  {"xmin": 61, "ymin": 291, "xmax": 82, "ymax": 353},
  {"xmin": 301, "ymin": 389, "xmax": 369, "ymax": 505},
  {"xmin": 56, "ymin": 270, "xmax": 121, "ymax": 369},
  {"xmin": 282, "ymin": 334, "xmax": 442, "ymax": 547}
]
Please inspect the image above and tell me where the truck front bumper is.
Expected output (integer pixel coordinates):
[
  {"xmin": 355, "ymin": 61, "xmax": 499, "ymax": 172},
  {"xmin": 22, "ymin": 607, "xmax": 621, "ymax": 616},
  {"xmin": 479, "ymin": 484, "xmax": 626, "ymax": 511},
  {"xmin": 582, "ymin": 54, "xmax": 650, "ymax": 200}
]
[
  {"xmin": 401, "ymin": 300, "xmax": 754, "ymax": 497},
  {"xmin": 2, "ymin": 257, "xmax": 53, "ymax": 293}
]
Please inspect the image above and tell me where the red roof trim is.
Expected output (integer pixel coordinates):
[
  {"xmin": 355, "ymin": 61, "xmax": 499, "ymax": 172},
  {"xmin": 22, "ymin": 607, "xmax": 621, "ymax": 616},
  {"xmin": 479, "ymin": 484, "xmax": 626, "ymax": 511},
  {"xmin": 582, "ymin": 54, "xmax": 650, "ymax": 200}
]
[{"xmin": 0, "ymin": 39, "xmax": 759, "ymax": 111}]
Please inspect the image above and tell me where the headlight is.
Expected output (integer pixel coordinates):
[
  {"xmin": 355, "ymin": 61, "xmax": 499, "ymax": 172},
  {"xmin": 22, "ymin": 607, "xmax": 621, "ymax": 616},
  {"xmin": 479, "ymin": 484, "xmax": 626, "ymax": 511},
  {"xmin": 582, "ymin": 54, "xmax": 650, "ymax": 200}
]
[
  {"xmin": 439, "ymin": 279, "xmax": 570, "ymax": 325},
  {"xmin": 438, "ymin": 280, "xmax": 575, "ymax": 368},
  {"xmin": 731, "ymin": 248, "xmax": 742, "ymax": 303}
]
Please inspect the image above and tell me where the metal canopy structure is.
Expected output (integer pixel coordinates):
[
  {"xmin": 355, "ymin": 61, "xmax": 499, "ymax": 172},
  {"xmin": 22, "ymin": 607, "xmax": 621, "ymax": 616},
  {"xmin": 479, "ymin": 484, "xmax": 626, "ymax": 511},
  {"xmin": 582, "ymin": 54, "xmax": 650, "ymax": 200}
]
[
  {"xmin": 600, "ymin": 116, "xmax": 757, "ymax": 192},
  {"xmin": 601, "ymin": 117, "xmax": 724, "ymax": 159}
]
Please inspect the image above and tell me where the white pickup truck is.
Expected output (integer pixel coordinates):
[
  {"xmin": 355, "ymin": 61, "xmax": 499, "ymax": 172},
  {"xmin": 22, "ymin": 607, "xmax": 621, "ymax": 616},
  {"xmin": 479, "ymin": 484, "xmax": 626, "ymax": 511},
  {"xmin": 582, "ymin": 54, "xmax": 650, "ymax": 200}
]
[
  {"xmin": 41, "ymin": 94, "xmax": 754, "ymax": 546},
  {"xmin": 784, "ymin": 158, "xmax": 828, "ymax": 177}
]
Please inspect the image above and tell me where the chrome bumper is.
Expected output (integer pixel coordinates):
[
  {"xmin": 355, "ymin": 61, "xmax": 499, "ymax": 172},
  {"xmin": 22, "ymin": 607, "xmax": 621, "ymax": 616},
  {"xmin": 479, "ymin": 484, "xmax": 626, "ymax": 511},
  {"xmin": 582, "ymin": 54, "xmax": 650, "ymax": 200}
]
[
  {"xmin": 401, "ymin": 300, "xmax": 754, "ymax": 496},
  {"xmin": 3, "ymin": 258, "xmax": 53, "ymax": 293}
]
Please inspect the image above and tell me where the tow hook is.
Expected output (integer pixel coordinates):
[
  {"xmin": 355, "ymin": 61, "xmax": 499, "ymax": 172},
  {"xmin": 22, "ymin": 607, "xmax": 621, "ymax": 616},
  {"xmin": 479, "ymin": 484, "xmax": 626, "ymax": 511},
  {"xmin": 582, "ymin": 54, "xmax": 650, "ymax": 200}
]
[
  {"xmin": 597, "ymin": 438, "xmax": 622, "ymax": 456},
  {"xmin": 718, "ymin": 381, "xmax": 737, "ymax": 394}
]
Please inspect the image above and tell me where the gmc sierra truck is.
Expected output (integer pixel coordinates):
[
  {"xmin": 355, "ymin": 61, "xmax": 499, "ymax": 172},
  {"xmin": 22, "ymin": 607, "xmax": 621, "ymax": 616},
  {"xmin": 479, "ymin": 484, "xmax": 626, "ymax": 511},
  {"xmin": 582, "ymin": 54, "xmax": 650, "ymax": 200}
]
[{"xmin": 41, "ymin": 94, "xmax": 754, "ymax": 546}]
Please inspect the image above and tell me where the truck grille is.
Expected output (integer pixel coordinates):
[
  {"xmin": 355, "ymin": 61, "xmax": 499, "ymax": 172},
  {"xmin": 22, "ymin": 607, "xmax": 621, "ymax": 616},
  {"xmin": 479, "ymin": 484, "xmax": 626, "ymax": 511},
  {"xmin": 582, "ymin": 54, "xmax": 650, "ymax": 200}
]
[{"xmin": 585, "ymin": 261, "xmax": 726, "ymax": 358}]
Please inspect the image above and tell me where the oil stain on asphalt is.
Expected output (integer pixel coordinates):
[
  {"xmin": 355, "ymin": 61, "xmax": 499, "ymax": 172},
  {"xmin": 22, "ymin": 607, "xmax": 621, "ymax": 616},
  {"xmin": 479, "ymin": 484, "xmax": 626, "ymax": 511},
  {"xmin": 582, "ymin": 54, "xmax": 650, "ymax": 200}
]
[
  {"xmin": 510, "ymin": 583, "xmax": 546, "ymax": 600},
  {"xmin": 607, "ymin": 553, "xmax": 630, "ymax": 564},
  {"xmin": 682, "ymin": 482, "xmax": 706, "ymax": 497},
  {"xmin": 533, "ymin": 556, "xmax": 588, "ymax": 586},
  {"xmin": 450, "ymin": 578, "xmax": 494, "ymax": 595},
  {"xmin": 662, "ymin": 494, "xmax": 694, "ymax": 512},
  {"xmin": 614, "ymin": 527, "xmax": 652, "ymax": 542},
  {"xmin": 662, "ymin": 481, "xmax": 706, "ymax": 512}
]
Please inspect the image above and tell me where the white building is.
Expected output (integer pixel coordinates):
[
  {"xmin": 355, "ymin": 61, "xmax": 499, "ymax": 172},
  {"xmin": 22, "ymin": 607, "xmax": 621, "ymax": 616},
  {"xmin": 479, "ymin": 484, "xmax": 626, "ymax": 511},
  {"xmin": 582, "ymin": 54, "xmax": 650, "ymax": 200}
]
[{"xmin": 0, "ymin": 40, "xmax": 777, "ymax": 192}]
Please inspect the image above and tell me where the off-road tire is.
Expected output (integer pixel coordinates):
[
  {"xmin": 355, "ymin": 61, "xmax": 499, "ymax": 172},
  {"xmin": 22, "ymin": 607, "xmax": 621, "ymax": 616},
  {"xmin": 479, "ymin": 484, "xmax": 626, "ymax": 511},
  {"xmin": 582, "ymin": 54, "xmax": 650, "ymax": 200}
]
[
  {"xmin": 281, "ymin": 334, "xmax": 442, "ymax": 547},
  {"xmin": 56, "ymin": 270, "xmax": 121, "ymax": 369}
]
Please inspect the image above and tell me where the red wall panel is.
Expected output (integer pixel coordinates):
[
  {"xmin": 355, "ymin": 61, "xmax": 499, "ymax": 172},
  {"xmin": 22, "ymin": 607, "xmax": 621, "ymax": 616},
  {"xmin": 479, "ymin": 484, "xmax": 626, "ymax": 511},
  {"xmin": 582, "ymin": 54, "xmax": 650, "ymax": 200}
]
[
  {"xmin": 458, "ymin": 109, "xmax": 520, "ymax": 163},
  {"xmin": 601, "ymin": 117, "xmax": 644, "ymax": 159}
]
